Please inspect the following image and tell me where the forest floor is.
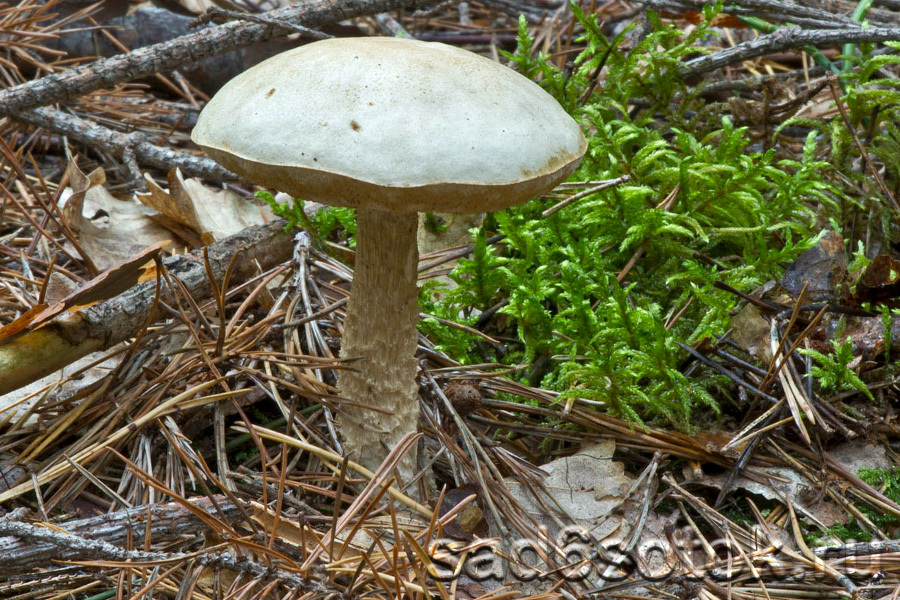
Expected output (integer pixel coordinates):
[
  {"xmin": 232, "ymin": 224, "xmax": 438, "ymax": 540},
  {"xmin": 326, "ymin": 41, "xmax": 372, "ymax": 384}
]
[{"xmin": 1, "ymin": 0, "xmax": 900, "ymax": 598}]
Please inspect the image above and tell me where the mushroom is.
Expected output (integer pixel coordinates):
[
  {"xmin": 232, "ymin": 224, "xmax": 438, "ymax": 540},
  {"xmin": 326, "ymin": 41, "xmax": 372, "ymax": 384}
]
[{"xmin": 191, "ymin": 36, "xmax": 587, "ymax": 484}]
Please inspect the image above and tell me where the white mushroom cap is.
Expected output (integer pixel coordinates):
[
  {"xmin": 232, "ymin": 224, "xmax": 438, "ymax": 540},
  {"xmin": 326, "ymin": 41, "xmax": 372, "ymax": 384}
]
[{"xmin": 192, "ymin": 36, "xmax": 586, "ymax": 213}]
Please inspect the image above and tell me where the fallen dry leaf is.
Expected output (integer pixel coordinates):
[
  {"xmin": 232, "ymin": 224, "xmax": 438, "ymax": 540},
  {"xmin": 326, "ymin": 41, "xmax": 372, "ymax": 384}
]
[
  {"xmin": 0, "ymin": 348, "xmax": 121, "ymax": 426},
  {"xmin": 0, "ymin": 242, "xmax": 164, "ymax": 345},
  {"xmin": 503, "ymin": 439, "xmax": 639, "ymax": 542},
  {"xmin": 731, "ymin": 303, "xmax": 773, "ymax": 363},
  {"xmin": 684, "ymin": 442, "xmax": 890, "ymax": 540},
  {"xmin": 60, "ymin": 159, "xmax": 175, "ymax": 272},
  {"xmin": 438, "ymin": 483, "xmax": 489, "ymax": 540},
  {"xmin": 782, "ymin": 230, "xmax": 848, "ymax": 302},
  {"xmin": 855, "ymin": 254, "xmax": 900, "ymax": 304},
  {"xmin": 418, "ymin": 212, "xmax": 485, "ymax": 256},
  {"xmin": 138, "ymin": 169, "xmax": 274, "ymax": 244},
  {"xmin": 43, "ymin": 271, "xmax": 81, "ymax": 304},
  {"xmin": 496, "ymin": 440, "xmax": 644, "ymax": 593}
]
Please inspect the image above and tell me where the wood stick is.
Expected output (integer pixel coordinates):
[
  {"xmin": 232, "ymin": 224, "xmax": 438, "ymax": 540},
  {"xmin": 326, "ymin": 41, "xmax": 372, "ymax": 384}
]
[
  {"xmin": 0, "ymin": 219, "xmax": 294, "ymax": 397},
  {"xmin": 0, "ymin": 496, "xmax": 241, "ymax": 573},
  {"xmin": 9, "ymin": 107, "xmax": 234, "ymax": 181},
  {"xmin": 683, "ymin": 26, "xmax": 900, "ymax": 77}
]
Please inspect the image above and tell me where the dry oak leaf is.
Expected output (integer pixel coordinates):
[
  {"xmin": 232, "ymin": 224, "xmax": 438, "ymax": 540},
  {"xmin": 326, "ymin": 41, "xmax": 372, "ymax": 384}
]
[
  {"xmin": 249, "ymin": 500, "xmax": 428, "ymax": 558},
  {"xmin": 138, "ymin": 168, "xmax": 274, "ymax": 245},
  {"xmin": 60, "ymin": 159, "xmax": 175, "ymax": 271}
]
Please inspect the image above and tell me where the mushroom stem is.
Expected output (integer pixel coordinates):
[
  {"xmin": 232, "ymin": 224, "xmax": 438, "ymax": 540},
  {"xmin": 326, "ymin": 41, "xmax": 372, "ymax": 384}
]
[{"xmin": 338, "ymin": 207, "xmax": 420, "ymax": 483}]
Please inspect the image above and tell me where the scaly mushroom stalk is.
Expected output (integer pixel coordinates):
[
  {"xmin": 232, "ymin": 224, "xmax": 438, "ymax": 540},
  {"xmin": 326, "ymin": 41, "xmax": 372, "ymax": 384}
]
[{"xmin": 338, "ymin": 208, "xmax": 420, "ymax": 481}]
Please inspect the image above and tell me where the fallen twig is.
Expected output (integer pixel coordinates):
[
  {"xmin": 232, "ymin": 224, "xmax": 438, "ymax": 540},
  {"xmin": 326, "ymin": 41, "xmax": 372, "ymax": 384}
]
[
  {"xmin": 635, "ymin": 0, "xmax": 860, "ymax": 29},
  {"xmin": 0, "ymin": 496, "xmax": 242, "ymax": 573},
  {"xmin": 683, "ymin": 26, "xmax": 900, "ymax": 77},
  {"xmin": 0, "ymin": 219, "xmax": 293, "ymax": 396},
  {"xmin": 8, "ymin": 107, "xmax": 234, "ymax": 182},
  {"xmin": 0, "ymin": 517, "xmax": 343, "ymax": 595}
]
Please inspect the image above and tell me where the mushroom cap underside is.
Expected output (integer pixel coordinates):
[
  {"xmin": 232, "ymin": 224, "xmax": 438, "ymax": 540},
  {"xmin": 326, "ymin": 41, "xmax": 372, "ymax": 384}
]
[{"xmin": 202, "ymin": 146, "xmax": 581, "ymax": 212}]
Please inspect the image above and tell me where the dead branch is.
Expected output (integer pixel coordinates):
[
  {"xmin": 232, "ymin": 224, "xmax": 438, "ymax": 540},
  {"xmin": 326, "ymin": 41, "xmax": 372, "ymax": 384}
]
[
  {"xmin": 8, "ymin": 107, "xmax": 235, "ymax": 182},
  {"xmin": 0, "ymin": 515, "xmax": 342, "ymax": 595},
  {"xmin": 0, "ymin": 0, "xmax": 443, "ymax": 117},
  {"xmin": 198, "ymin": 7, "xmax": 334, "ymax": 38},
  {"xmin": 0, "ymin": 496, "xmax": 241, "ymax": 573},
  {"xmin": 637, "ymin": 0, "xmax": 900, "ymax": 28},
  {"xmin": 0, "ymin": 219, "xmax": 294, "ymax": 397},
  {"xmin": 636, "ymin": 0, "xmax": 860, "ymax": 28},
  {"xmin": 683, "ymin": 26, "xmax": 900, "ymax": 77}
]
